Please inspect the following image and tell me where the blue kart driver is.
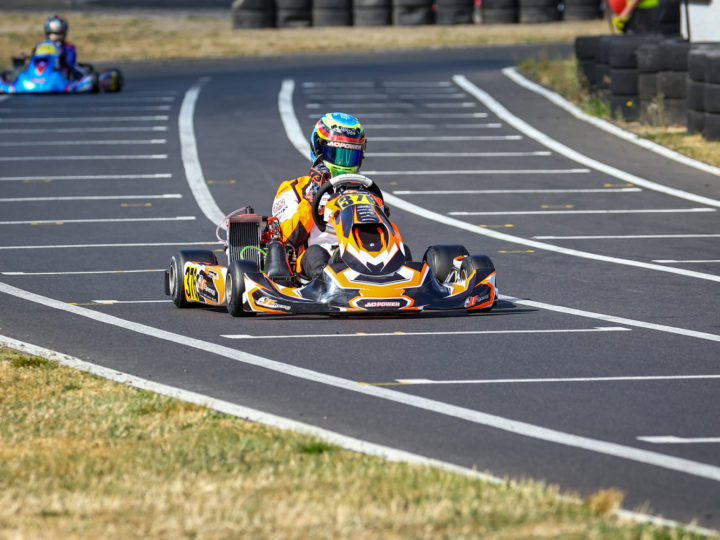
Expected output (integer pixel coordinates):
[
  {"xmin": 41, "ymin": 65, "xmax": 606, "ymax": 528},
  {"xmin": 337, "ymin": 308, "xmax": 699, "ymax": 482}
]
[
  {"xmin": 37, "ymin": 15, "xmax": 80, "ymax": 79},
  {"xmin": 271, "ymin": 112, "xmax": 366, "ymax": 279}
]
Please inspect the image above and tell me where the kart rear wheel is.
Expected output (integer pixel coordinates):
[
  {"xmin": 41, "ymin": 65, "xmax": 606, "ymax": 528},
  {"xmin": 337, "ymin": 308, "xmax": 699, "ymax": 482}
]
[
  {"xmin": 169, "ymin": 250, "xmax": 218, "ymax": 308},
  {"xmin": 226, "ymin": 259, "xmax": 259, "ymax": 317},
  {"xmin": 423, "ymin": 245, "xmax": 469, "ymax": 282}
]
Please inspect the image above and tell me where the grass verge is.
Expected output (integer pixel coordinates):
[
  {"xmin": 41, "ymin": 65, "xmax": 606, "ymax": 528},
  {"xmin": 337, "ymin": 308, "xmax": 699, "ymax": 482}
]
[
  {"xmin": 517, "ymin": 54, "xmax": 720, "ymax": 168},
  {"xmin": 0, "ymin": 345, "xmax": 712, "ymax": 538}
]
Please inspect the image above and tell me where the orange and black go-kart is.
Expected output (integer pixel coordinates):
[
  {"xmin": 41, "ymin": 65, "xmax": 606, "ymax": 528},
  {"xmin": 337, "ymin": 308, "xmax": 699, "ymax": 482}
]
[{"xmin": 165, "ymin": 174, "xmax": 497, "ymax": 316}]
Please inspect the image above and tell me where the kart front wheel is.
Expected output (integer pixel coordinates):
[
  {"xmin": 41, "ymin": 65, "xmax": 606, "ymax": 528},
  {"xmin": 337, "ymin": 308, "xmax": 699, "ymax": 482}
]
[
  {"xmin": 169, "ymin": 250, "xmax": 218, "ymax": 308},
  {"xmin": 460, "ymin": 254, "xmax": 495, "ymax": 283},
  {"xmin": 423, "ymin": 245, "xmax": 469, "ymax": 282},
  {"xmin": 226, "ymin": 259, "xmax": 258, "ymax": 317}
]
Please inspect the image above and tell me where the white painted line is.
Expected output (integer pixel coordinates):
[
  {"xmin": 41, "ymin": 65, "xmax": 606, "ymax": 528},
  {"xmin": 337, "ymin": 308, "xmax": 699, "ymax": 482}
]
[
  {"xmin": 307, "ymin": 102, "xmax": 415, "ymax": 109},
  {"xmin": 0, "ymin": 139, "xmax": 167, "ymax": 147},
  {"xmin": 638, "ymin": 436, "xmax": 720, "ymax": 444},
  {"xmin": 536, "ymin": 234, "xmax": 720, "ymax": 240},
  {"xmin": 370, "ymin": 151, "xmax": 550, "ymax": 158},
  {"xmin": 395, "ymin": 188, "xmax": 642, "ymax": 195},
  {"xmin": 0, "ymin": 126, "xmax": 168, "ymax": 134},
  {"xmin": 89, "ymin": 299, "xmax": 171, "ymax": 304},
  {"xmin": 0, "ymin": 194, "xmax": 181, "ymax": 202},
  {"xmin": 0, "ymin": 241, "xmax": 221, "ymax": 250},
  {"xmin": 0, "ymin": 333, "xmax": 714, "ymax": 538},
  {"xmin": 315, "ymin": 112, "xmax": 489, "ymax": 119},
  {"xmin": 503, "ymin": 67, "xmax": 720, "ymax": 178},
  {"xmin": 364, "ymin": 123, "xmax": 500, "ymax": 129},
  {"xmin": 425, "ymin": 102, "xmax": 477, "ymax": 108},
  {"xmin": 18, "ymin": 96, "xmax": 174, "ymax": 103},
  {"xmin": 2, "ymin": 282, "xmax": 720, "ymax": 488},
  {"xmin": 0, "ymin": 154, "xmax": 167, "ymax": 161},
  {"xmin": 365, "ymin": 169, "xmax": 590, "ymax": 175},
  {"xmin": 397, "ymin": 93, "xmax": 467, "ymax": 99},
  {"xmin": 500, "ymin": 294, "xmax": 720, "ymax": 342},
  {"xmin": 302, "ymin": 81, "xmax": 374, "ymax": 87},
  {"xmin": 0, "ymin": 216, "xmax": 195, "ymax": 225},
  {"xmin": 450, "ymin": 208, "xmax": 715, "ymax": 216},
  {"xmin": 653, "ymin": 259, "xmax": 720, "ymax": 264},
  {"xmin": 2, "ymin": 269, "xmax": 165, "ymax": 276},
  {"xmin": 383, "ymin": 81, "xmax": 453, "ymax": 87},
  {"xmin": 221, "ymin": 327, "xmax": 631, "ymax": 339},
  {"xmin": 372, "ymin": 135, "xmax": 521, "ymax": 141},
  {"xmin": 1, "ymin": 105, "xmax": 172, "ymax": 112},
  {"xmin": 454, "ymin": 75, "xmax": 720, "ymax": 208},
  {"xmin": 395, "ymin": 374, "xmax": 720, "ymax": 385},
  {"xmin": 281, "ymin": 78, "xmax": 720, "ymax": 284},
  {"xmin": 302, "ymin": 93, "xmax": 391, "ymax": 99},
  {"xmin": 179, "ymin": 77, "xmax": 226, "ymax": 227},
  {"xmin": 0, "ymin": 173, "xmax": 171, "ymax": 182},
  {"xmin": 0, "ymin": 115, "xmax": 169, "ymax": 123}
]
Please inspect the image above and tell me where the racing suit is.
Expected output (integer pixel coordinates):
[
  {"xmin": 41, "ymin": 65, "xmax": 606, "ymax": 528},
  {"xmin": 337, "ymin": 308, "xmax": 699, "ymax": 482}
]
[
  {"xmin": 271, "ymin": 160, "xmax": 337, "ymax": 278},
  {"xmin": 33, "ymin": 40, "xmax": 80, "ymax": 79}
]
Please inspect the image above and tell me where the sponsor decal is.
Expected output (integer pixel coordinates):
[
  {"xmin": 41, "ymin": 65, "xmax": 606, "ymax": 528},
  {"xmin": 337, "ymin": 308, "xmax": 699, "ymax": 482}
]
[
  {"xmin": 257, "ymin": 296, "xmax": 291, "ymax": 311},
  {"xmin": 327, "ymin": 141, "xmax": 363, "ymax": 150},
  {"xmin": 355, "ymin": 297, "xmax": 410, "ymax": 310},
  {"xmin": 272, "ymin": 196, "xmax": 288, "ymax": 217},
  {"xmin": 464, "ymin": 293, "xmax": 490, "ymax": 308},
  {"xmin": 197, "ymin": 269, "xmax": 219, "ymax": 303},
  {"xmin": 337, "ymin": 193, "xmax": 373, "ymax": 210},
  {"xmin": 183, "ymin": 265, "xmax": 200, "ymax": 302}
]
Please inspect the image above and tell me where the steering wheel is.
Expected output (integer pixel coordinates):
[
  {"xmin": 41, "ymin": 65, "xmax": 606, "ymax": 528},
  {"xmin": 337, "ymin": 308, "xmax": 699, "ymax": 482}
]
[{"xmin": 311, "ymin": 174, "xmax": 383, "ymax": 232}]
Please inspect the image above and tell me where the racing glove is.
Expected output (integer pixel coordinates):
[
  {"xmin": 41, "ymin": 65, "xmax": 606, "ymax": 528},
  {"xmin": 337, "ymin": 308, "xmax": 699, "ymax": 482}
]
[
  {"xmin": 305, "ymin": 157, "xmax": 330, "ymax": 204},
  {"xmin": 612, "ymin": 15, "xmax": 629, "ymax": 32}
]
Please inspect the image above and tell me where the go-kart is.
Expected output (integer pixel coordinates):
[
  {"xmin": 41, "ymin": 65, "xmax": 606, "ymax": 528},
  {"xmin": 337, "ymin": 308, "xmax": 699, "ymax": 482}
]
[
  {"xmin": 165, "ymin": 174, "xmax": 497, "ymax": 315},
  {"xmin": 0, "ymin": 40, "xmax": 123, "ymax": 94}
]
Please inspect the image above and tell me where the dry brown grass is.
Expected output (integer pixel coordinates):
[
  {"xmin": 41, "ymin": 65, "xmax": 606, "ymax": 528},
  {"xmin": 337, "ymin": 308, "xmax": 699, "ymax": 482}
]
[
  {"xmin": 1, "ymin": 347, "xmax": 707, "ymax": 539},
  {"xmin": 0, "ymin": 11, "xmax": 607, "ymax": 66}
]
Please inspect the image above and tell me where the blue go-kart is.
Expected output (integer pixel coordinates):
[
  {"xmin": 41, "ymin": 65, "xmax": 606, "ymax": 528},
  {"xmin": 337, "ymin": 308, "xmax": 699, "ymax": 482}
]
[{"xmin": 0, "ymin": 40, "xmax": 123, "ymax": 94}]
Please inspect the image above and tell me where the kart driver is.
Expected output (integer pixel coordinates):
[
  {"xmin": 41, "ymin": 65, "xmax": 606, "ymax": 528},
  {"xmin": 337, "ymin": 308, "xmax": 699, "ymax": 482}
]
[
  {"xmin": 271, "ymin": 112, "xmax": 366, "ymax": 280},
  {"xmin": 36, "ymin": 15, "xmax": 80, "ymax": 79}
]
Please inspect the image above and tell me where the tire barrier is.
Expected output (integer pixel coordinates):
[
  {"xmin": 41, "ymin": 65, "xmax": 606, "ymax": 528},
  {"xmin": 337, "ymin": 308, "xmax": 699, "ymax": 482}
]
[
  {"xmin": 231, "ymin": 0, "xmax": 275, "ymax": 28},
  {"xmin": 482, "ymin": 0, "xmax": 519, "ymax": 23},
  {"xmin": 312, "ymin": 0, "xmax": 352, "ymax": 26},
  {"xmin": 519, "ymin": 0, "xmax": 561, "ymax": 23},
  {"xmin": 435, "ymin": 0, "xmax": 474, "ymax": 24},
  {"xmin": 575, "ymin": 35, "xmax": 720, "ymax": 140},
  {"xmin": 276, "ymin": 0, "xmax": 312, "ymax": 27},
  {"xmin": 392, "ymin": 0, "xmax": 434, "ymax": 25},
  {"xmin": 561, "ymin": 0, "xmax": 601, "ymax": 21},
  {"xmin": 354, "ymin": 0, "xmax": 392, "ymax": 26}
]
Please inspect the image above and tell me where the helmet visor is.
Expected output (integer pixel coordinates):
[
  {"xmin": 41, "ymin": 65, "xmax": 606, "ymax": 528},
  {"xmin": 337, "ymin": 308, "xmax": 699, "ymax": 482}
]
[{"xmin": 322, "ymin": 141, "xmax": 363, "ymax": 168}]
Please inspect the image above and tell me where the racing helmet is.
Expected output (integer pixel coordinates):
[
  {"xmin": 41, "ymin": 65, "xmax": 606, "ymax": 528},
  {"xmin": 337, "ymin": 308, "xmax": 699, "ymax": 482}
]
[
  {"xmin": 310, "ymin": 112, "xmax": 366, "ymax": 177},
  {"xmin": 44, "ymin": 15, "xmax": 68, "ymax": 41}
]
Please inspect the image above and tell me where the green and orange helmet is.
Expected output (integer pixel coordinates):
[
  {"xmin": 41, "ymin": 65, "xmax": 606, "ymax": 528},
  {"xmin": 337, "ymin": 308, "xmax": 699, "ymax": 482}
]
[{"xmin": 310, "ymin": 112, "xmax": 366, "ymax": 177}]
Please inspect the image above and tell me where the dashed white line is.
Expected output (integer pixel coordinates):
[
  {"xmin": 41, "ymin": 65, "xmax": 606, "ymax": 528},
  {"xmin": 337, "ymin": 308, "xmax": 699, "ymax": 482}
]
[
  {"xmin": 0, "ymin": 139, "xmax": 167, "ymax": 147},
  {"xmin": 221, "ymin": 327, "xmax": 630, "ymax": 339},
  {"xmin": 0, "ymin": 216, "xmax": 195, "ymax": 225},
  {"xmin": 450, "ymin": 208, "xmax": 715, "ymax": 216},
  {"xmin": 370, "ymin": 151, "xmax": 549, "ymax": 158},
  {"xmin": 535, "ymin": 234, "xmax": 720, "ymax": 240},
  {"xmin": 2, "ymin": 269, "xmax": 165, "ymax": 276},
  {"xmin": 0, "ymin": 126, "xmax": 168, "ymax": 134},
  {"xmin": 0, "ymin": 115, "xmax": 169, "ymax": 123},
  {"xmin": 395, "ymin": 188, "xmax": 641, "ymax": 195},
  {"xmin": 372, "ymin": 135, "xmax": 521, "ymax": 141},
  {"xmin": 0, "ymin": 154, "xmax": 167, "ymax": 161},
  {"xmin": 0, "ymin": 173, "xmax": 171, "ymax": 182},
  {"xmin": 393, "ymin": 374, "xmax": 720, "ymax": 385},
  {"xmin": 0, "ymin": 241, "xmax": 221, "ymax": 250},
  {"xmin": 638, "ymin": 436, "xmax": 720, "ymax": 444},
  {"xmin": 365, "ymin": 169, "xmax": 590, "ymax": 175},
  {"xmin": 364, "ymin": 123, "xmax": 500, "ymax": 129},
  {"xmin": 0, "ymin": 194, "xmax": 181, "ymax": 202}
]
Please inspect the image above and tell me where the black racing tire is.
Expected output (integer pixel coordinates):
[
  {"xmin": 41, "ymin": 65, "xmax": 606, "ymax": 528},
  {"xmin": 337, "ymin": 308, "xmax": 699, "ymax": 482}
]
[
  {"xmin": 686, "ymin": 109, "xmax": 704, "ymax": 134},
  {"xmin": 574, "ymin": 35, "xmax": 598, "ymax": 61},
  {"xmin": 687, "ymin": 48, "xmax": 707, "ymax": 82},
  {"xmin": 660, "ymin": 40, "xmax": 691, "ymax": 71},
  {"xmin": 312, "ymin": 8, "xmax": 352, "ymax": 26},
  {"xmin": 276, "ymin": 8, "xmax": 311, "ymax": 27},
  {"xmin": 686, "ymin": 79, "xmax": 705, "ymax": 111},
  {"xmin": 637, "ymin": 72, "xmax": 657, "ymax": 100},
  {"xmin": 276, "ymin": 0, "xmax": 311, "ymax": 7},
  {"xmin": 703, "ymin": 112, "xmax": 720, "ymax": 141},
  {"xmin": 355, "ymin": 0, "xmax": 391, "ymax": 5},
  {"xmin": 705, "ymin": 51, "xmax": 720, "ymax": 85},
  {"xmin": 169, "ymin": 250, "xmax": 218, "ymax": 308},
  {"xmin": 232, "ymin": 8, "xmax": 275, "ymax": 28},
  {"xmin": 609, "ymin": 38, "xmax": 641, "ymax": 69},
  {"xmin": 636, "ymin": 43, "xmax": 661, "ymax": 73},
  {"xmin": 563, "ymin": 1, "xmax": 601, "ymax": 20},
  {"xmin": 482, "ymin": 6, "xmax": 519, "ymax": 22},
  {"xmin": 423, "ymin": 245, "xmax": 469, "ymax": 283},
  {"xmin": 610, "ymin": 68, "xmax": 638, "ymax": 96},
  {"xmin": 705, "ymin": 82, "xmax": 720, "ymax": 114},
  {"xmin": 657, "ymin": 70, "xmax": 687, "ymax": 99},
  {"xmin": 354, "ymin": 6, "xmax": 392, "ymax": 25},
  {"xmin": 232, "ymin": 0, "xmax": 269, "ymax": 8},
  {"xmin": 435, "ymin": 0, "xmax": 474, "ymax": 24},
  {"xmin": 226, "ymin": 259, "xmax": 259, "ymax": 317}
]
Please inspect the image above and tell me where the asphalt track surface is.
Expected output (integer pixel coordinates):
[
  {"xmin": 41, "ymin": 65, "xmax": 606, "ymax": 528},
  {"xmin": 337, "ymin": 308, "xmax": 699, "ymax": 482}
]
[{"xmin": 1, "ymin": 47, "xmax": 719, "ymax": 530}]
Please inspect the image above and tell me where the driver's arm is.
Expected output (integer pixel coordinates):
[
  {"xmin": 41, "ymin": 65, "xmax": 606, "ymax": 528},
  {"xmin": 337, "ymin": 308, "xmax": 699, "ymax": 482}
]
[{"xmin": 272, "ymin": 177, "xmax": 314, "ymax": 250}]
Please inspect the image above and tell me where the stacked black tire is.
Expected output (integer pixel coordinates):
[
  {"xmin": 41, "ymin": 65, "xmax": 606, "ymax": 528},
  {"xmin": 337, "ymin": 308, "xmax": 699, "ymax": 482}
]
[
  {"xmin": 519, "ymin": 0, "xmax": 560, "ymax": 23},
  {"xmin": 231, "ymin": 0, "xmax": 274, "ymax": 28},
  {"xmin": 435, "ymin": 0, "xmax": 474, "ymax": 24},
  {"xmin": 636, "ymin": 40, "xmax": 689, "ymax": 125},
  {"xmin": 562, "ymin": 0, "xmax": 601, "ymax": 21},
  {"xmin": 312, "ymin": 0, "xmax": 352, "ymax": 26},
  {"xmin": 392, "ymin": 0, "xmax": 434, "ymax": 25},
  {"xmin": 276, "ymin": 0, "xmax": 312, "ymax": 27},
  {"xmin": 482, "ymin": 0, "xmax": 519, "ymax": 23},
  {"xmin": 354, "ymin": 0, "xmax": 392, "ymax": 25},
  {"xmin": 687, "ymin": 47, "xmax": 720, "ymax": 141}
]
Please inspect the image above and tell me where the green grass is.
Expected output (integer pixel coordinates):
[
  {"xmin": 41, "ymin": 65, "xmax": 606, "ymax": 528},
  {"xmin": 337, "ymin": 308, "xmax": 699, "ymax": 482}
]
[{"xmin": 0, "ymin": 346, "xmax": 713, "ymax": 539}]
